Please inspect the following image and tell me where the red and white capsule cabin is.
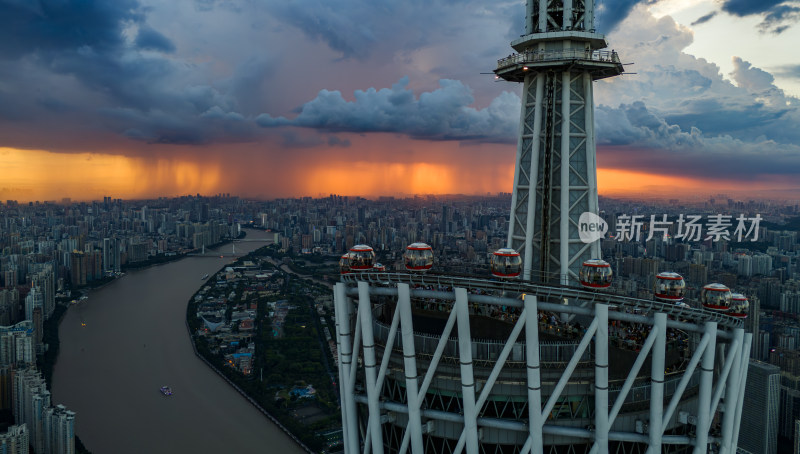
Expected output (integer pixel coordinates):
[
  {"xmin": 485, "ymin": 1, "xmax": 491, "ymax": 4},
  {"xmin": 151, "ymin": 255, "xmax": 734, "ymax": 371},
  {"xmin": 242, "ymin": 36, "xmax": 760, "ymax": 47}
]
[
  {"xmin": 654, "ymin": 272, "xmax": 686, "ymax": 303},
  {"xmin": 403, "ymin": 243, "xmax": 434, "ymax": 273},
  {"xmin": 348, "ymin": 244, "xmax": 375, "ymax": 271},
  {"xmin": 578, "ymin": 259, "xmax": 613, "ymax": 289},
  {"xmin": 701, "ymin": 283, "xmax": 732, "ymax": 312},
  {"xmin": 728, "ymin": 293, "xmax": 749, "ymax": 319},
  {"xmin": 339, "ymin": 253, "xmax": 352, "ymax": 275},
  {"xmin": 490, "ymin": 248, "xmax": 522, "ymax": 279}
]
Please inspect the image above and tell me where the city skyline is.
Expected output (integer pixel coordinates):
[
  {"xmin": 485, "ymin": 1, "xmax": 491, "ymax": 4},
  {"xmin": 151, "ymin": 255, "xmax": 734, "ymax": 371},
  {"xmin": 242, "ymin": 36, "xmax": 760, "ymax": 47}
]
[{"xmin": 2, "ymin": 0, "xmax": 800, "ymax": 202}]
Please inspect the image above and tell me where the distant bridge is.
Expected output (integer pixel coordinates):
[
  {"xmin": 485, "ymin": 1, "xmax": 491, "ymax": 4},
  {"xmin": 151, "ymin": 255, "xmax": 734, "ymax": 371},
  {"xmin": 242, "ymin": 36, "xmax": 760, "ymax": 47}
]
[{"xmin": 185, "ymin": 238, "xmax": 271, "ymax": 257}]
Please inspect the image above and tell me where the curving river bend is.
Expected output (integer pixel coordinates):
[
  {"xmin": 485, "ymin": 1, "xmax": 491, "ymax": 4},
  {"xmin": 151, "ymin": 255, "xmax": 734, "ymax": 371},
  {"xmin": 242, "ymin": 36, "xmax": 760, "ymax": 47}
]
[{"xmin": 52, "ymin": 231, "xmax": 306, "ymax": 454}]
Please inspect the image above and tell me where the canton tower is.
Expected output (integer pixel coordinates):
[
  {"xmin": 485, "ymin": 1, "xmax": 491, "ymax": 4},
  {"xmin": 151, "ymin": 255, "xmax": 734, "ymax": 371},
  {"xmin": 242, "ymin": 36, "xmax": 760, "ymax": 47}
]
[
  {"xmin": 333, "ymin": 2, "xmax": 751, "ymax": 454},
  {"xmin": 495, "ymin": 0, "xmax": 623, "ymax": 284}
]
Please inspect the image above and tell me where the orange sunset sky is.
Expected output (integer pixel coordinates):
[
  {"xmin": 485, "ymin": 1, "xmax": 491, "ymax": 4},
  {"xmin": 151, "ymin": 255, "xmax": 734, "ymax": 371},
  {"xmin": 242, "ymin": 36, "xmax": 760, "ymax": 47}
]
[{"xmin": 3, "ymin": 140, "xmax": 796, "ymax": 203}]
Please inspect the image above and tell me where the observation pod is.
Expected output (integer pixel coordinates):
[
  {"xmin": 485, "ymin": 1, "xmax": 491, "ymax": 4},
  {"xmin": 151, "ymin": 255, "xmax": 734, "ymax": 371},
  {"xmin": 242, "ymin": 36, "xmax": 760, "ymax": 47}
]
[
  {"xmin": 348, "ymin": 244, "xmax": 375, "ymax": 271},
  {"xmin": 701, "ymin": 283, "xmax": 732, "ymax": 312},
  {"xmin": 404, "ymin": 242, "xmax": 434, "ymax": 272},
  {"xmin": 339, "ymin": 253, "xmax": 352, "ymax": 275},
  {"xmin": 654, "ymin": 272, "xmax": 686, "ymax": 302},
  {"xmin": 490, "ymin": 248, "xmax": 522, "ymax": 279},
  {"xmin": 729, "ymin": 293, "xmax": 749, "ymax": 319},
  {"xmin": 373, "ymin": 263, "xmax": 386, "ymax": 272},
  {"xmin": 578, "ymin": 259, "xmax": 613, "ymax": 289}
]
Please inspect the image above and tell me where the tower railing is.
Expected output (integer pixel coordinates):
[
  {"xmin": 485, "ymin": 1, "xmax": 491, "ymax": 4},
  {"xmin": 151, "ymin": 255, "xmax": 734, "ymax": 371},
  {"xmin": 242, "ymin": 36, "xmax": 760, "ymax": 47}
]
[
  {"xmin": 497, "ymin": 49, "xmax": 620, "ymax": 70},
  {"xmin": 342, "ymin": 272, "xmax": 744, "ymax": 331},
  {"xmin": 371, "ymin": 315, "xmax": 590, "ymax": 366}
]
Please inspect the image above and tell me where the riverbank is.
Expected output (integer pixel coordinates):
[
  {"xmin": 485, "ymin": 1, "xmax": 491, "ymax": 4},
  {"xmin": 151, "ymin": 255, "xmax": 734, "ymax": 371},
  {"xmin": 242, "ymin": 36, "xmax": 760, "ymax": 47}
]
[
  {"xmin": 51, "ymin": 230, "xmax": 304, "ymax": 454},
  {"xmin": 186, "ymin": 245, "xmax": 341, "ymax": 453},
  {"xmin": 39, "ymin": 302, "xmax": 92, "ymax": 454},
  {"xmin": 184, "ymin": 318, "xmax": 315, "ymax": 454}
]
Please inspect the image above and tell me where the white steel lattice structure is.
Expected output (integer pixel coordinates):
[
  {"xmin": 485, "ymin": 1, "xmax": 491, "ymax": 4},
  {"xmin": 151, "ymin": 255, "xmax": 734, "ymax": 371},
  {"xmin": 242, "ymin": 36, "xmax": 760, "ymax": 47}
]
[
  {"xmin": 333, "ymin": 2, "xmax": 751, "ymax": 454},
  {"xmin": 496, "ymin": 0, "xmax": 623, "ymax": 285},
  {"xmin": 334, "ymin": 274, "xmax": 752, "ymax": 454}
]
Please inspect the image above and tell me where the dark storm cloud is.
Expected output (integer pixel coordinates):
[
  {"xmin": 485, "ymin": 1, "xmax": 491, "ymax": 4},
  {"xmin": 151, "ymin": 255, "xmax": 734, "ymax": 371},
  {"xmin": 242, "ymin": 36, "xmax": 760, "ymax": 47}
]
[
  {"xmin": 595, "ymin": 0, "xmax": 658, "ymax": 33},
  {"xmin": 758, "ymin": 4, "xmax": 800, "ymax": 33},
  {"xmin": 690, "ymin": 12, "xmax": 717, "ymax": 26},
  {"xmin": 773, "ymin": 64, "xmax": 800, "ymax": 79},
  {"xmin": 595, "ymin": 102, "xmax": 800, "ymax": 179},
  {"xmin": 664, "ymin": 103, "xmax": 792, "ymax": 142},
  {"xmin": 256, "ymin": 77, "xmax": 519, "ymax": 143},
  {"xmin": 135, "ymin": 26, "xmax": 176, "ymax": 53},
  {"xmin": 720, "ymin": 0, "xmax": 800, "ymax": 33},
  {"xmin": 721, "ymin": 0, "xmax": 787, "ymax": 17},
  {"xmin": 104, "ymin": 104, "xmax": 255, "ymax": 145},
  {"xmin": 264, "ymin": 0, "xmax": 517, "ymax": 60},
  {"xmin": 0, "ymin": 0, "xmax": 257, "ymax": 147},
  {"xmin": 594, "ymin": 9, "xmax": 800, "ymax": 181},
  {"xmin": 0, "ymin": 0, "xmax": 141, "ymax": 58},
  {"xmin": 327, "ymin": 136, "xmax": 352, "ymax": 148}
]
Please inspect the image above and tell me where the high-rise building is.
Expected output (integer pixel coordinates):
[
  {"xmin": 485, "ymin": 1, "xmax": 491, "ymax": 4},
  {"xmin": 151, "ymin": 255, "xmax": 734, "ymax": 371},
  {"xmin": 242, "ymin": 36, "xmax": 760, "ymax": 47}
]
[
  {"xmin": 69, "ymin": 252, "xmax": 87, "ymax": 287},
  {"xmin": 29, "ymin": 265, "xmax": 55, "ymax": 319},
  {"xmin": 0, "ymin": 288, "xmax": 20, "ymax": 326},
  {"xmin": 0, "ymin": 320, "xmax": 33, "ymax": 368},
  {"xmin": 0, "ymin": 424, "xmax": 29, "ymax": 454},
  {"xmin": 745, "ymin": 295, "xmax": 761, "ymax": 360},
  {"xmin": 13, "ymin": 368, "xmax": 49, "ymax": 454},
  {"xmin": 738, "ymin": 360, "xmax": 779, "ymax": 454},
  {"xmin": 23, "ymin": 289, "xmax": 42, "ymax": 325},
  {"xmin": 794, "ymin": 419, "xmax": 800, "ymax": 454},
  {"xmin": 769, "ymin": 349, "xmax": 800, "ymax": 445},
  {"xmin": 43, "ymin": 404, "xmax": 75, "ymax": 454},
  {"xmin": 11, "ymin": 367, "xmax": 74, "ymax": 454},
  {"xmin": 0, "ymin": 320, "xmax": 34, "ymax": 411},
  {"xmin": 103, "ymin": 237, "xmax": 121, "ymax": 273}
]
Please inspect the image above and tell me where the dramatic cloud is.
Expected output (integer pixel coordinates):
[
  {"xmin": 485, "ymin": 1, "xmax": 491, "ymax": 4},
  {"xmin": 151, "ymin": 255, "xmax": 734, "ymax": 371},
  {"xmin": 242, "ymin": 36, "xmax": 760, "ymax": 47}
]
[
  {"xmin": 263, "ymin": 0, "xmax": 519, "ymax": 60},
  {"xmin": 596, "ymin": 102, "xmax": 800, "ymax": 179},
  {"xmin": 0, "ymin": 0, "xmax": 255, "ymax": 147},
  {"xmin": 592, "ymin": 6, "xmax": 800, "ymax": 180},
  {"xmin": 0, "ymin": 0, "xmax": 141, "ymax": 58},
  {"xmin": 720, "ymin": 0, "xmax": 800, "ymax": 33},
  {"xmin": 773, "ymin": 64, "xmax": 800, "ymax": 79},
  {"xmin": 257, "ymin": 77, "xmax": 519, "ymax": 143},
  {"xmin": 595, "ymin": 0, "xmax": 658, "ymax": 33},
  {"xmin": 690, "ymin": 12, "xmax": 717, "ymax": 26},
  {"xmin": 134, "ymin": 26, "xmax": 176, "ymax": 53},
  {"xmin": 722, "ymin": 0, "xmax": 789, "ymax": 16},
  {"xmin": 730, "ymin": 57, "xmax": 778, "ymax": 92},
  {"xmin": 758, "ymin": 4, "xmax": 800, "ymax": 33}
]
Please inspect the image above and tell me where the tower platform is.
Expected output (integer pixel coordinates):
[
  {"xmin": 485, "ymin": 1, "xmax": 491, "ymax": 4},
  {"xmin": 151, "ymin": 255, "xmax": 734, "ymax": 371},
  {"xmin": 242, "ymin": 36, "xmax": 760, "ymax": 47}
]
[{"xmin": 334, "ymin": 273, "xmax": 749, "ymax": 454}]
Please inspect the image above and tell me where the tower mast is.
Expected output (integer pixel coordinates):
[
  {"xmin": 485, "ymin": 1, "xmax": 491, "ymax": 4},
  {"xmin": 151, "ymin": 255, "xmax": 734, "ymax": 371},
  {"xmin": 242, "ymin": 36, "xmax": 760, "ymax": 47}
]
[{"xmin": 496, "ymin": 0, "xmax": 623, "ymax": 285}]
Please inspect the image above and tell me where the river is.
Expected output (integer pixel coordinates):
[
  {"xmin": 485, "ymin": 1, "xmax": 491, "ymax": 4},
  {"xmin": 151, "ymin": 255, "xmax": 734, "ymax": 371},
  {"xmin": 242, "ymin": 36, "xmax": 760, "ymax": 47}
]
[{"xmin": 51, "ymin": 231, "xmax": 306, "ymax": 454}]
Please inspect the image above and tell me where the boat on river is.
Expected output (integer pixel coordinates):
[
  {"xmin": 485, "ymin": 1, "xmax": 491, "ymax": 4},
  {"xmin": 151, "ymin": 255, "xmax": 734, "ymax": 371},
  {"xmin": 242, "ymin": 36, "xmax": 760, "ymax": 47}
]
[{"xmin": 160, "ymin": 385, "xmax": 173, "ymax": 396}]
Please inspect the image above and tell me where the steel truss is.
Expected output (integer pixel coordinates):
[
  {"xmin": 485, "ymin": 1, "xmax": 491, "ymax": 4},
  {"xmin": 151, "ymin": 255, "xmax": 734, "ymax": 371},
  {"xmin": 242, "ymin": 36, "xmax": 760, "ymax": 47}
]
[
  {"xmin": 502, "ymin": 0, "xmax": 622, "ymax": 286},
  {"xmin": 507, "ymin": 69, "xmax": 598, "ymax": 285},
  {"xmin": 334, "ymin": 276, "xmax": 751, "ymax": 454}
]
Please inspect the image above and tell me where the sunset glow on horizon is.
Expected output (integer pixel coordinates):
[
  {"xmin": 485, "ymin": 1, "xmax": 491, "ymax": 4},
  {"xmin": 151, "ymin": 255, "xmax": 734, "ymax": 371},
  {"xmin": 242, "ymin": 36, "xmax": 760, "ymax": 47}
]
[{"xmin": 4, "ymin": 146, "xmax": 797, "ymax": 203}]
